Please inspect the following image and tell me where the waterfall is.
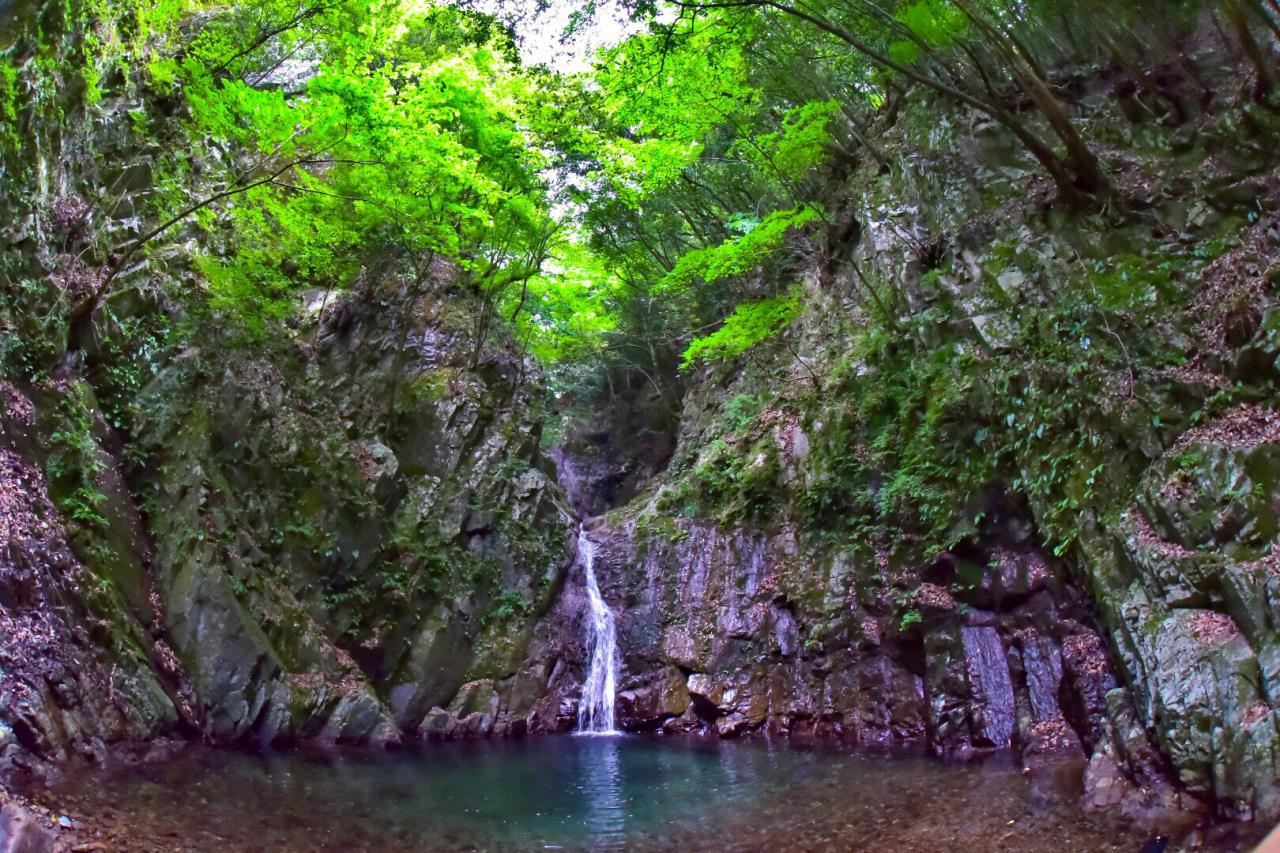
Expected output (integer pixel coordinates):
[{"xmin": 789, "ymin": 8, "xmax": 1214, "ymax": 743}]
[{"xmin": 576, "ymin": 524, "xmax": 620, "ymax": 735}]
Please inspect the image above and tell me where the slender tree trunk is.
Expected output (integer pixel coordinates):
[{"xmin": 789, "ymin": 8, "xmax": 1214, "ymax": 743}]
[
  {"xmin": 386, "ymin": 253, "xmax": 434, "ymax": 431},
  {"xmin": 1222, "ymin": 0, "xmax": 1277, "ymax": 96},
  {"xmin": 780, "ymin": 336, "xmax": 821, "ymax": 393},
  {"xmin": 1244, "ymin": 0, "xmax": 1280, "ymax": 41},
  {"xmin": 845, "ymin": 257, "xmax": 897, "ymax": 327},
  {"xmin": 756, "ymin": 0, "xmax": 1101, "ymax": 201},
  {"xmin": 949, "ymin": 0, "xmax": 1108, "ymax": 195}
]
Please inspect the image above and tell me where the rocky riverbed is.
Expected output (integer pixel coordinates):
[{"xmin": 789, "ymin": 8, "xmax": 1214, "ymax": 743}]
[{"xmin": 10, "ymin": 738, "xmax": 1248, "ymax": 853}]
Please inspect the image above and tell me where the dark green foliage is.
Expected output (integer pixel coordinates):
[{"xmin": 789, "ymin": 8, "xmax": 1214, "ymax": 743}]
[{"xmin": 44, "ymin": 381, "xmax": 109, "ymax": 529}]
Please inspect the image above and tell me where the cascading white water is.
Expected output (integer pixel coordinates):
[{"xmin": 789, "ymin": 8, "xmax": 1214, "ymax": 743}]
[{"xmin": 576, "ymin": 523, "xmax": 620, "ymax": 735}]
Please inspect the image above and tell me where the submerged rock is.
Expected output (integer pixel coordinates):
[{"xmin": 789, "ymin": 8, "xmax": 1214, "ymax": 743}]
[{"xmin": 0, "ymin": 800, "xmax": 56, "ymax": 853}]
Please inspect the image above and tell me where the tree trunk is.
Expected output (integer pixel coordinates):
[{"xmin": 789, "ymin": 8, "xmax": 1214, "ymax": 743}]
[
  {"xmin": 386, "ymin": 255, "xmax": 434, "ymax": 431},
  {"xmin": 1222, "ymin": 0, "xmax": 1276, "ymax": 97}
]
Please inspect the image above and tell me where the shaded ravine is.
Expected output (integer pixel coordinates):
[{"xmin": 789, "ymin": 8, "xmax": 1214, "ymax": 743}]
[{"xmin": 0, "ymin": 2, "xmax": 1276, "ymax": 845}]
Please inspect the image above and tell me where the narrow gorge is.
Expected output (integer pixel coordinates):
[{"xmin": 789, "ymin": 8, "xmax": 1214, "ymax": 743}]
[{"xmin": 1, "ymin": 0, "xmax": 1279, "ymax": 850}]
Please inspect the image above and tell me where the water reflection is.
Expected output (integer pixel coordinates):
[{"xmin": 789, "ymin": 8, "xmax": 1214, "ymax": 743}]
[
  {"xmin": 35, "ymin": 736, "xmax": 1173, "ymax": 852},
  {"xmin": 581, "ymin": 735, "xmax": 626, "ymax": 847}
]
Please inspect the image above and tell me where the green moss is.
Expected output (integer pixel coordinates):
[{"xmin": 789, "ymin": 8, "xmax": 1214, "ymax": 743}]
[
  {"xmin": 638, "ymin": 184, "xmax": 1246, "ymax": 572},
  {"xmin": 406, "ymin": 369, "xmax": 452, "ymax": 405},
  {"xmin": 689, "ymin": 434, "xmax": 782, "ymax": 523},
  {"xmin": 44, "ymin": 381, "xmax": 109, "ymax": 529},
  {"xmin": 634, "ymin": 507, "xmax": 689, "ymax": 544},
  {"xmin": 0, "ymin": 63, "xmax": 19, "ymax": 149}
]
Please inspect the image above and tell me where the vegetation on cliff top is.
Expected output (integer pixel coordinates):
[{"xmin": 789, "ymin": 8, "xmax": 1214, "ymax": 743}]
[{"xmin": 3, "ymin": 0, "xmax": 1279, "ymax": 561}]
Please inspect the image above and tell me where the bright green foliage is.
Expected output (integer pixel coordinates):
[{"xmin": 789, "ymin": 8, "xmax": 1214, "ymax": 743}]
[
  {"xmin": 134, "ymin": 1, "xmax": 562, "ymax": 342},
  {"xmin": 593, "ymin": 18, "xmax": 761, "ymax": 199},
  {"xmin": 681, "ymin": 286, "xmax": 803, "ymax": 369},
  {"xmin": 661, "ymin": 207, "xmax": 821, "ymax": 294},
  {"xmin": 735, "ymin": 100, "xmax": 840, "ymax": 182},
  {"xmin": 46, "ymin": 381, "xmax": 110, "ymax": 530},
  {"xmin": 889, "ymin": 1, "xmax": 968, "ymax": 65},
  {"xmin": 510, "ymin": 240, "xmax": 619, "ymax": 364},
  {"xmin": 530, "ymin": 8, "xmax": 848, "ymax": 390}
]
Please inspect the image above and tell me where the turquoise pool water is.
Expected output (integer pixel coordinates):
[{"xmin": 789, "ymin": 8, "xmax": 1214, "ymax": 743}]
[{"xmin": 34, "ymin": 736, "xmax": 1180, "ymax": 851}]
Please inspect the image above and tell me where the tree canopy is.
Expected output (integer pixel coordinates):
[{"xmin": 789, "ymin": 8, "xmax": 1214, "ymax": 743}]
[{"xmin": 15, "ymin": 0, "xmax": 1277, "ymax": 400}]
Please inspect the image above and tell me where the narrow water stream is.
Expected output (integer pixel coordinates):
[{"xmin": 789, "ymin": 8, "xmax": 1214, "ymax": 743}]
[{"xmin": 576, "ymin": 522, "xmax": 620, "ymax": 735}]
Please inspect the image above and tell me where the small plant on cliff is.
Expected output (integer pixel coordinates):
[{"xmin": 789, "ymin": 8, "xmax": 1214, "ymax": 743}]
[
  {"xmin": 46, "ymin": 383, "xmax": 109, "ymax": 529},
  {"xmin": 486, "ymin": 588, "xmax": 531, "ymax": 626}
]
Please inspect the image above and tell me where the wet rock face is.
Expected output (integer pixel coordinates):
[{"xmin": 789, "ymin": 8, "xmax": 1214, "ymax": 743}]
[
  {"xmin": 570, "ymin": 510, "xmax": 1117, "ymax": 764},
  {"xmin": 958, "ymin": 625, "xmax": 1015, "ymax": 748},
  {"xmin": 1077, "ymin": 406, "xmax": 1280, "ymax": 821},
  {"xmin": 120, "ymin": 283, "xmax": 575, "ymax": 748},
  {"xmin": 547, "ymin": 395, "xmax": 1280, "ymax": 822},
  {"xmin": 538, "ymin": 249, "xmax": 1279, "ymax": 821},
  {"xmin": 0, "ymin": 388, "xmax": 179, "ymax": 770},
  {"xmin": 0, "ymin": 271, "xmax": 576, "ymax": 762},
  {"xmin": 550, "ymin": 381, "xmax": 679, "ymax": 518},
  {"xmin": 0, "ymin": 799, "xmax": 56, "ymax": 853},
  {"xmin": 0, "ymin": 0, "xmax": 570, "ymax": 766}
]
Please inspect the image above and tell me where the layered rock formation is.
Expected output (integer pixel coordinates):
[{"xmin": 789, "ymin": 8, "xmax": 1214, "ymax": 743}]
[{"xmin": 0, "ymin": 277, "xmax": 575, "ymax": 758}]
